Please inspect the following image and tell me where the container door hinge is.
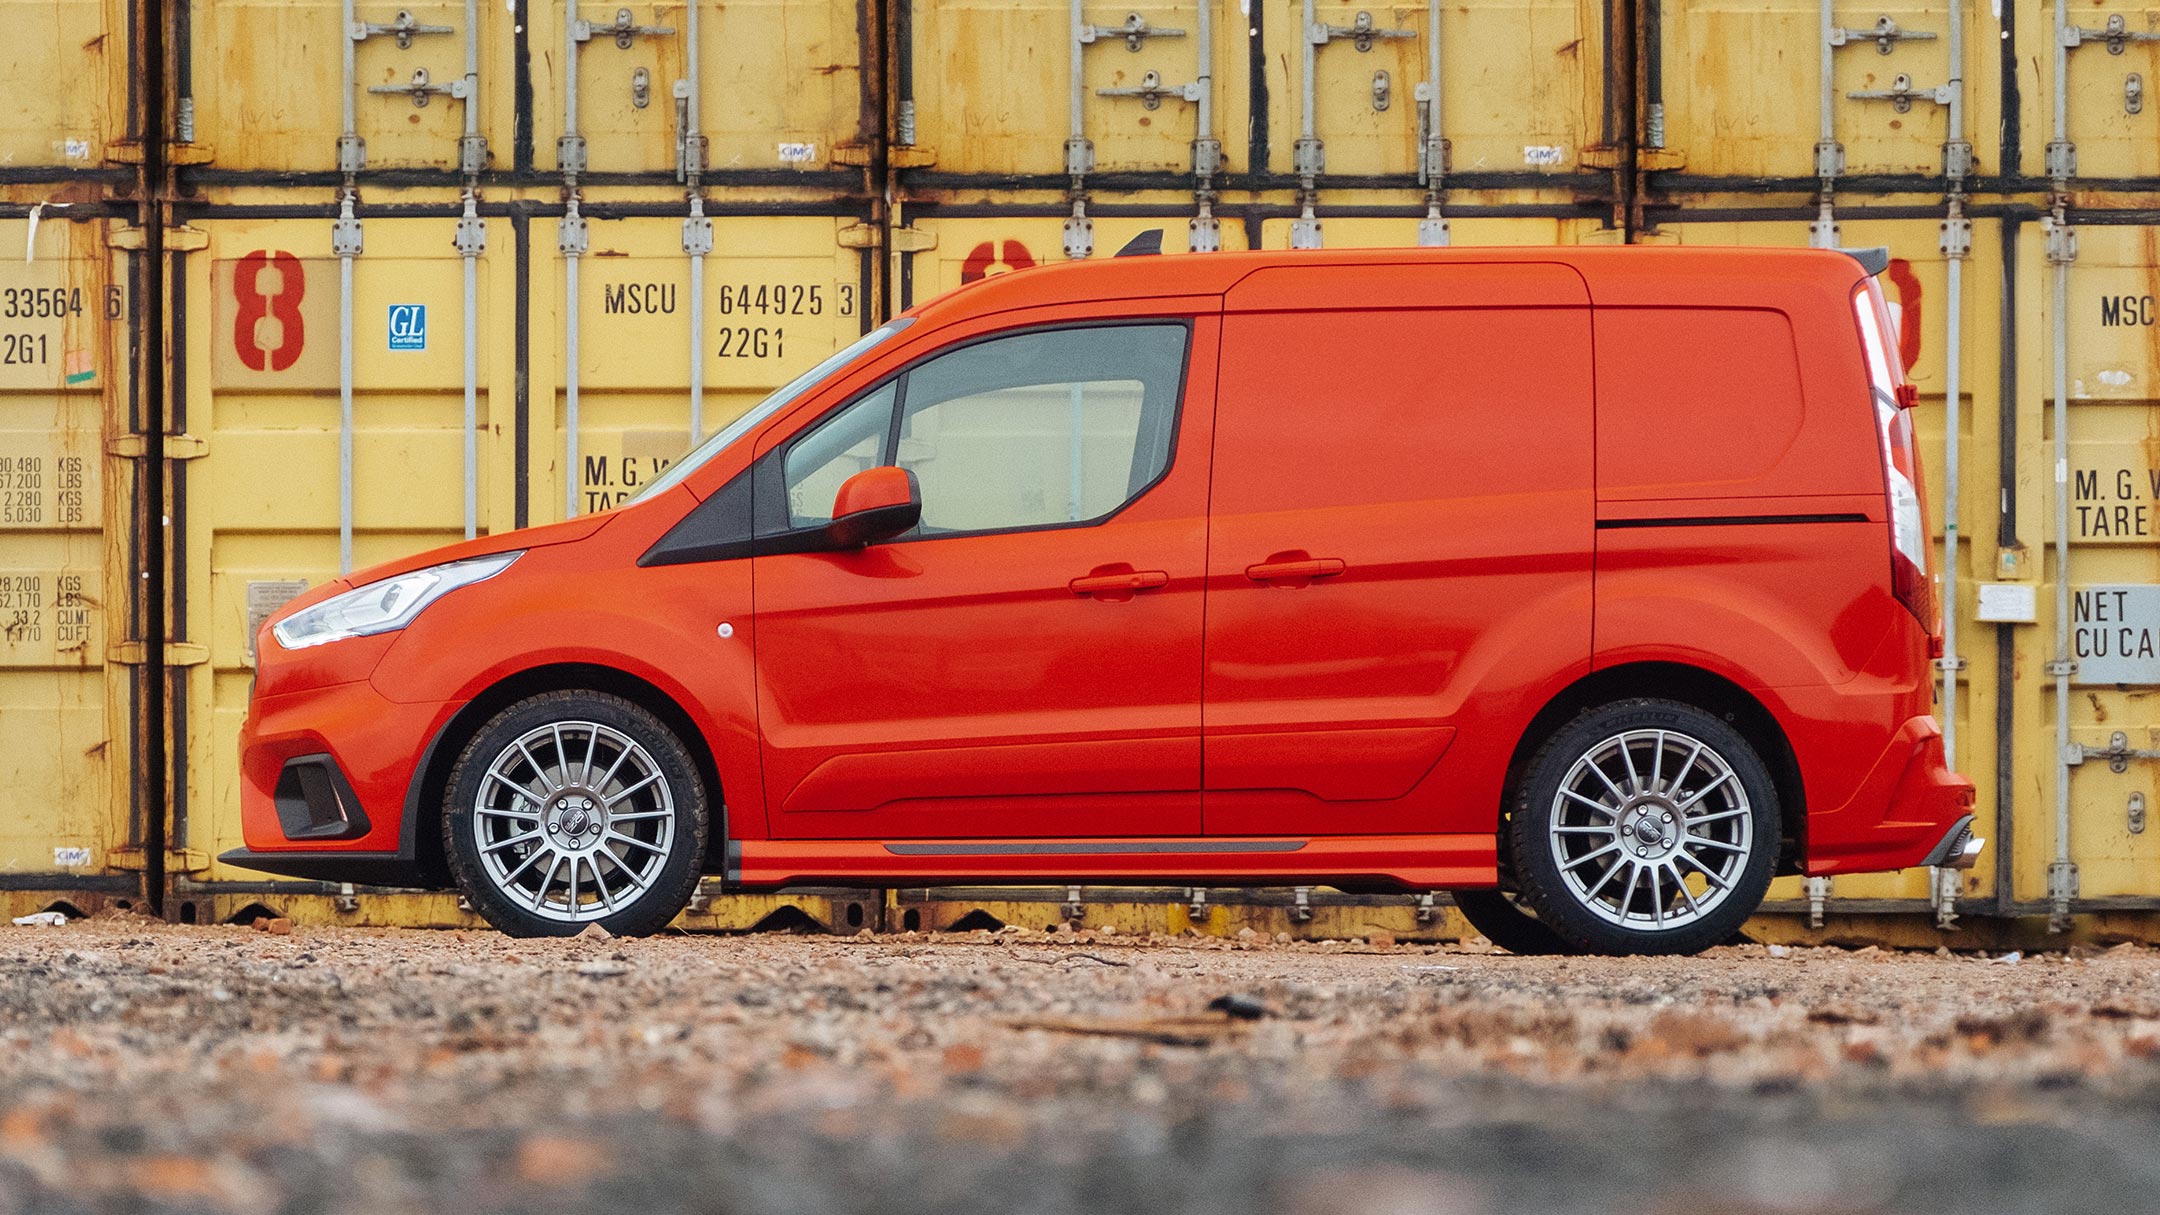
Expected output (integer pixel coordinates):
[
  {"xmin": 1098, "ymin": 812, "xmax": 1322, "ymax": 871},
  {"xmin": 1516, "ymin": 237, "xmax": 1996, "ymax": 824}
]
[
  {"xmin": 107, "ymin": 641, "xmax": 209, "ymax": 666},
  {"xmin": 107, "ymin": 847, "xmax": 210, "ymax": 873},
  {"xmin": 105, "ymin": 141, "xmax": 216, "ymax": 166},
  {"xmin": 887, "ymin": 226, "xmax": 938, "ymax": 254},
  {"xmin": 835, "ymin": 223, "xmax": 883, "ymax": 250},
  {"xmin": 108, "ymin": 433, "xmax": 209, "ymax": 460},
  {"xmin": 1186, "ymin": 887, "xmax": 1208, "ymax": 922},
  {"xmin": 106, "ymin": 226, "xmax": 209, "ymax": 252},
  {"xmin": 828, "ymin": 141, "xmax": 877, "ymax": 167},
  {"xmin": 2129, "ymin": 791, "xmax": 2147, "ymax": 835},
  {"xmin": 1414, "ymin": 891, "xmax": 1439, "ymax": 925},
  {"xmin": 1290, "ymin": 886, "xmax": 1315, "ymax": 923},
  {"xmin": 1061, "ymin": 886, "xmax": 1086, "ymax": 923}
]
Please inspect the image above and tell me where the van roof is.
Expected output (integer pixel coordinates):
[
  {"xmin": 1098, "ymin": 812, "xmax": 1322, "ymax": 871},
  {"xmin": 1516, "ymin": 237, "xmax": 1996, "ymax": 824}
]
[{"xmin": 910, "ymin": 244, "xmax": 1875, "ymax": 321}]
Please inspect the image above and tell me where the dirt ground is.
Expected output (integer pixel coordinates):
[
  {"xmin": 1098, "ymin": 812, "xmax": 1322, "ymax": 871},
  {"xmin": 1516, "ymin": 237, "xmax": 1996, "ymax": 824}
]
[{"xmin": 3, "ymin": 918, "xmax": 2159, "ymax": 1215}]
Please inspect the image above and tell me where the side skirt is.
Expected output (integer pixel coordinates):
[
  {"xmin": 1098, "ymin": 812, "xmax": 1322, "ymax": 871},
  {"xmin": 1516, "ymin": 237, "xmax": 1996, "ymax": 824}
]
[{"xmin": 731, "ymin": 834, "xmax": 1497, "ymax": 890}]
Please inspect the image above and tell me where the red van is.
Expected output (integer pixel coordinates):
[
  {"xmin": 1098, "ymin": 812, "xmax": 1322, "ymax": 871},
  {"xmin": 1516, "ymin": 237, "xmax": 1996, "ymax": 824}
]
[{"xmin": 231, "ymin": 246, "xmax": 1977, "ymax": 955}]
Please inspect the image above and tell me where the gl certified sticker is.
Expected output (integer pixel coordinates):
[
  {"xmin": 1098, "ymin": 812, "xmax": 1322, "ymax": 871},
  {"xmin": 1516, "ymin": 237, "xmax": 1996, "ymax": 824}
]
[{"xmin": 388, "ymin": 303, "xmax": 426, "ymax": 351}]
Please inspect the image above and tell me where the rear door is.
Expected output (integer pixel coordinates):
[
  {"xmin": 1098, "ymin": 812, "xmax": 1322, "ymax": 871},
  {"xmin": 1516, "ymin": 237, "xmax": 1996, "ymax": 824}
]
[{"xmin": 1202, "ymin": 262, "xmax": 1595, "ymax": 835}]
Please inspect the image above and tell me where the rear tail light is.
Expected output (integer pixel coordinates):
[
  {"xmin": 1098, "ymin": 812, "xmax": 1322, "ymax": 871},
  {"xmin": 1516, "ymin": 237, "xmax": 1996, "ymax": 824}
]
[{"xmin": 1856, "ymin": 286, "xmax": 1939, "ymax": 647}]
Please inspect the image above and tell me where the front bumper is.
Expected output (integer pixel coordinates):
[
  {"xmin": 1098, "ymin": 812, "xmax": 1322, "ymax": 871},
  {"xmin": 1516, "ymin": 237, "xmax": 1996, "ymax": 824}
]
[{"xmin": 228, "ymin": 677, "xmax": 459, "ymax": 887}]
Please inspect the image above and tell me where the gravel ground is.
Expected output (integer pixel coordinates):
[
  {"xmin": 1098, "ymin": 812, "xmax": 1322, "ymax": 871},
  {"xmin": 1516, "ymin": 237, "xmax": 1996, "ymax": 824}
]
[{"xmin": 4, "ymin": 917, "xmax": 2160, "ymax": 1215}]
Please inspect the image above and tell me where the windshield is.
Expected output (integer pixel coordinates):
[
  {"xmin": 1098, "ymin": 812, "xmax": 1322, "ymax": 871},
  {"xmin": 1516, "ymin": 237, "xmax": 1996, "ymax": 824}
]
[{"xmin": 631, "ymin": 318, "xmax": 915, "ymax": 503}]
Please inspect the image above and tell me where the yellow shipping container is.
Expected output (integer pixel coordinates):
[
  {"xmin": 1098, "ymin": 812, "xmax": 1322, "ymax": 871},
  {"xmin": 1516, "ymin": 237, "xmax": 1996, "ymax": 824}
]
[{"xmin": 5, "ymin": 0, "xmax": 2160, "ymax": 943}]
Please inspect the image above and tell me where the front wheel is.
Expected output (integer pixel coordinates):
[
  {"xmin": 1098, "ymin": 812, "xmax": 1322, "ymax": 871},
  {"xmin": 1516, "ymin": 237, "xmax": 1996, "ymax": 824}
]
[
  {"xmin": 443, "ymin": 690, "xmax": 709, "ymax": 937},
  {"xmin": 1509, "ymin": 699, "xmax": 1779, "ymax": 956}
]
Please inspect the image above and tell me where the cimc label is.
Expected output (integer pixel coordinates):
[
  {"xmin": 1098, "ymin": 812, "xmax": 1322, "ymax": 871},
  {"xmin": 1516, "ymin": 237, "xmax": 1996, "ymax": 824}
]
[{"xmin": 2073, "ymin": 584, "xmax": 2160, "ymax": 684}]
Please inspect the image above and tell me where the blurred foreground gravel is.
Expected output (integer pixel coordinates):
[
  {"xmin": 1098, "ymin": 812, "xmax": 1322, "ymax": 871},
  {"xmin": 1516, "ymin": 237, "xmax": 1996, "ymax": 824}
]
[{"xmin": 5, "ymin": 916, "xmax": 2160, "ymax": 1215}]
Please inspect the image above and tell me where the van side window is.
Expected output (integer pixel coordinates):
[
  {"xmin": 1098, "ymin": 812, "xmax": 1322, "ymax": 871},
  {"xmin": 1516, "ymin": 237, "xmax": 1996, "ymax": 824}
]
[
  {"xmin": 777, "ymin": 323, "xmax": 1188, "ymax": 540},
  {"xmin": 784, "ymin": 383, "xmax": 897, "ymax": 527},
  {"xmin": 897, "ymin": 325, "xmax": 1185, "ymax": 534}
]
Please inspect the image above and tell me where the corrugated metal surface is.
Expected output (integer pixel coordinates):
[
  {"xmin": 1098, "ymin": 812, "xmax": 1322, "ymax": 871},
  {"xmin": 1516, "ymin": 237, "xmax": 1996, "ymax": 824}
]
[{"xmin": 5, "ymin": 0, "xmax": 2160, "ymax": 941}]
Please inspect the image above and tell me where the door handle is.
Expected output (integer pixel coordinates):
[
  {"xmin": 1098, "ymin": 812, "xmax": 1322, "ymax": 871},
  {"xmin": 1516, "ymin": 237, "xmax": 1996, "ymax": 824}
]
[
  {"xmin": 1245, "ymin": 557, "xmax": 1346, "ymax": 583},
  {"xmin": 1069, "ymin": 569, "xmax": 1171, "ymax": 596}
]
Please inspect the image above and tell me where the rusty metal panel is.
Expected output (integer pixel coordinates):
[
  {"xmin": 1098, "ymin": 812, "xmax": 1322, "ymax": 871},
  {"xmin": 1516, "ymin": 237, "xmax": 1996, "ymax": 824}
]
[
  {"xmin": 0, "ymin": 213, "xmax": 140, "ymax": 914},
  {"xmin": 0, "ymin": 0, "xmax": 125, "ymax": 169},
  {"xmin": 1256, "ymin": 0, "xmax": 1609, "ymax": 180},
  {"xmin": 1652, "ymin": 0, "xmax": 1999, "ymax": 181},
  {"xmin": 904, "ymin": 0, "xmax": 1250, "ymax": 176},
  {"xmin": 2040, "ymin": 223, "xmax": 2160, "ymax": 902}
]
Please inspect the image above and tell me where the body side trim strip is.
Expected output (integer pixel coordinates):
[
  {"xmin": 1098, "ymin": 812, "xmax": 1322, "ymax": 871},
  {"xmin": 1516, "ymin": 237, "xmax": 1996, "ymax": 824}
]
[
  {"xmin": 884, "ymin": 840, "xmax": 1308, "ymax": 857},
  {"xmin": 1596, "ymin": 512, "xmax": 1870, "ymax": 530}
]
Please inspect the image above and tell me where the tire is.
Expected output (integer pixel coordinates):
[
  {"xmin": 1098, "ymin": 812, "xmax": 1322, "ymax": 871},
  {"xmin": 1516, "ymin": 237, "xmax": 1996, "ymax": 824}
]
[
  {"xmin": 443, "ymin": 690, "xmax": 709, "ymax": 938},
  {"xmin": 1451, "ymin": 889, "xmax": 1577, "ymax": 956},
  {"xmin": 1509, "ymin": 698, "xmax": 1778, "ymax": 956}
]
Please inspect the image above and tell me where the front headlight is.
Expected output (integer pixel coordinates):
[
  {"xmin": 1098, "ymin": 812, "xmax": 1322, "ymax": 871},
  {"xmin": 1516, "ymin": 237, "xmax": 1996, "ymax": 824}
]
[{"xmin": 272, "ymin": 552, "xmax": 521, "ymax": 650}]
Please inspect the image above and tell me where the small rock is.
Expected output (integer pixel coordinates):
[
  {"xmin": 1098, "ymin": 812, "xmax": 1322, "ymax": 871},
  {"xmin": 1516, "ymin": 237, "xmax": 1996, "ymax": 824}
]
[
  {"xmin": 574, "ymin": 961, "xmax": 630, "ymax": 979},
  {"xmin": 1647, "ymin": 1010, "xmax": 1747, "ymax": 1055},
  {"xmin": 1766, "ymin": 944, "xmax": 1791, "ymax": 958},
  {"xmin": 575, "ymin": 923, "xmax": 613, "ymax": 942},
  {"xmin": 942, "ymin": 1043, "xmax": 986, "ymax": 1073},
  {"xmin": 1236, "ymin": 927, "xmax": 1258, "ymax": 941},
  {"xmin": 1207, "ymin": 993, "xmax": 1271, "ymax": 1021},
  {"xmin": 1369, "ymin": 933, "xmax": 1396, "ymax": 950},
  {"xmin": 1840, "ymin": 1039, "xmax": 1889, "ymax": 1068},
  {"xmin": 265, "ymin": 918, "xmax": 294, "ymax": 936}
]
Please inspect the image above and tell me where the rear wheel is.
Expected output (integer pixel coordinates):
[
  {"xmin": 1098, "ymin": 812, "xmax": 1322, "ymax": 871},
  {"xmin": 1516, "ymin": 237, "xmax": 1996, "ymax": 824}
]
[
  {"xmin": 1509, "ymin": 699, "xmax": 1778, "ymax": 956},
  {"xmin": 444, "ymin": 691, "xmax": 708, "ymax": 938}
]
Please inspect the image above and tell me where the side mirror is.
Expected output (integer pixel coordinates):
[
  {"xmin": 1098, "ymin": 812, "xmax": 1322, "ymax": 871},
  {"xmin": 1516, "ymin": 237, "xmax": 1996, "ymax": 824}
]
[{"xmin": 826, "ymin": 466, "xmax": 921, "ymax": 548}]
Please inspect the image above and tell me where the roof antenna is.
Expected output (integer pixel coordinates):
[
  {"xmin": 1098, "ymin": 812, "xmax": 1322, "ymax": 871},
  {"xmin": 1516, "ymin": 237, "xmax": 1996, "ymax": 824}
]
[
  {"xmin": 1837, "ymin": 246, "xmax": 1891, "ymax": 276},
  {"xmin": 1114, "ymin": 229, "xmax": 1164, "ymax": 258}
]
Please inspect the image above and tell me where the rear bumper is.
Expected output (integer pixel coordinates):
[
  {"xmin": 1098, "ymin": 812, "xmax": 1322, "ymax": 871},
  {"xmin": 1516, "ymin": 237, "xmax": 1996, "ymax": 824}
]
[
  {"xmin": 1805, "ymin": 713, "xmax": 1978, "ymax": 876},
  {"xmin": 1917, "ymin": 814, "xmax": 1986, "ymax": 870}
]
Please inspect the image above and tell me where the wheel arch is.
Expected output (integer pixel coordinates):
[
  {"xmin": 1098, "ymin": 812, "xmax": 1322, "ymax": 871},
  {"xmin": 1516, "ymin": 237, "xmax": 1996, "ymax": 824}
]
[
  {"xmin": 404, "ymin": 662, "xmax": 727, "ymax": 887},
  {"xmin": 1502, "ymin": 662, "xmax": 1807, "ymax": 877}
]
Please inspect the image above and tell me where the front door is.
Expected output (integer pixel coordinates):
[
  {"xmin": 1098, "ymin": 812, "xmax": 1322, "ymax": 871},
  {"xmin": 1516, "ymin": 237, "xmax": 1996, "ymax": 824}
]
[
  {"xmin": 754, "ymin": 319, "xmax": 1215, "ymax": 839},
  {"xmin": 1202, "ymin": 263, "xmax": 1595, "ymax": 836}
]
